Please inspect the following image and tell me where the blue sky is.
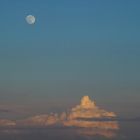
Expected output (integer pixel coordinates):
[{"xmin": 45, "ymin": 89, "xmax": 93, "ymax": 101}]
[{"xmin": 0, "ymin": 0, "xmax": 140, "ymax": 118}]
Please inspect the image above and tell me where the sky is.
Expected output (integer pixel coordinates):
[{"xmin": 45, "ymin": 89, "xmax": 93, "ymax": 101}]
[{"xmin": 0, "ymin": 0, "xmax": 140, "ymax": 119}]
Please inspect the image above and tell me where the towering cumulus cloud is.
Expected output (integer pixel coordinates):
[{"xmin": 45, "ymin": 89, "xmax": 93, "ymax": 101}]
[
  {"xmin": 63, "ymin": 96, "xmax": 119, "ymax": 133},
  {"xmin": 66, "ymin": 96, "xmax": 116, "ymax": 120},
  {"xmin": 0, "ymin": 96, "xmax": 119, "ymax": 138}
]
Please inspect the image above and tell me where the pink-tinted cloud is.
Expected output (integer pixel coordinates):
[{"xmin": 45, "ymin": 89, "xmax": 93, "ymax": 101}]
[
  {"xmin": 0, "ymin": 96, "xmax": 119, "ymax": 138},
  {"xmin": 66, "ymin": 96, "xmax": 116, "ymax": 120},
  {"xmin": 0, "ymin": 119, "xmax": 16, "ymax": 127}
]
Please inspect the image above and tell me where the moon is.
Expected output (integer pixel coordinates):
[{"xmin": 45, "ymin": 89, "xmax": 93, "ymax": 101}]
[{"xmin": 26, "ymin": 15, "xmax": 36, "ymax": 24}]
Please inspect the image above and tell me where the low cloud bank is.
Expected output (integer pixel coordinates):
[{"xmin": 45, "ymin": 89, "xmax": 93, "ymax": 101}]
[
  {"xmin": 0, "ymin": 96, "xmax": 119, "ymax": 138},
  {"xmin": 0, "ymin": 96, "xmax": 118, "ymax": 128}
]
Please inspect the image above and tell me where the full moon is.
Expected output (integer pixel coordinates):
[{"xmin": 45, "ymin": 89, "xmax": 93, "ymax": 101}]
[{"xmin": 26, "ymin": 15, "xmax": 36, "ymax": 24}]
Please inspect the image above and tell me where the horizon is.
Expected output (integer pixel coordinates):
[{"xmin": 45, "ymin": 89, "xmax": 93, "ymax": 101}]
[{"xmin": 0, "ymin": 0, "xmax": 140, "ymax": 139}]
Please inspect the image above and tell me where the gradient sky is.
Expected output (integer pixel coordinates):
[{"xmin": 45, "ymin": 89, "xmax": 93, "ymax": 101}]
[{"xmin": 0, "ymin": 0, "xmax": 140, "ymax": 119}]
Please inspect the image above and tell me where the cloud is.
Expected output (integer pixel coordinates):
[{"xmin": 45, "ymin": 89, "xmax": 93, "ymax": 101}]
[
  {"xmin": 62, "ymin": 96, "xmax": 118, "ymax": 131},
  {"xmin": 14, "ymin": 96, "xmax": 118, "ymax": 127},
  {"xmin": 0, "ymin": 119, "xmax": 16, "ymax": 127},
  {"xmin": 66, "ymin": 96, "xmax": 116, "ymax": 120},
  {"xmin": 77, "ymin": 129, "xmax": 117, "ymax": 138},
  {"xmin": 16, "ymin": 113, "xmax": 60, "ymax": 127},
  {"xmin": 0, "ymin": 96, "xmax": 119, "ymax": 138}
]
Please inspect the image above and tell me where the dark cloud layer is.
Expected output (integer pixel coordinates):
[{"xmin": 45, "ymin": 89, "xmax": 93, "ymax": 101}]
[
  {"xmin": 0, "ymin": 121, "xmax": 140, "ymax": 140},
  {"xmin": 0, "ymin": 109, "xmax": 12, "ymax": 113}
]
